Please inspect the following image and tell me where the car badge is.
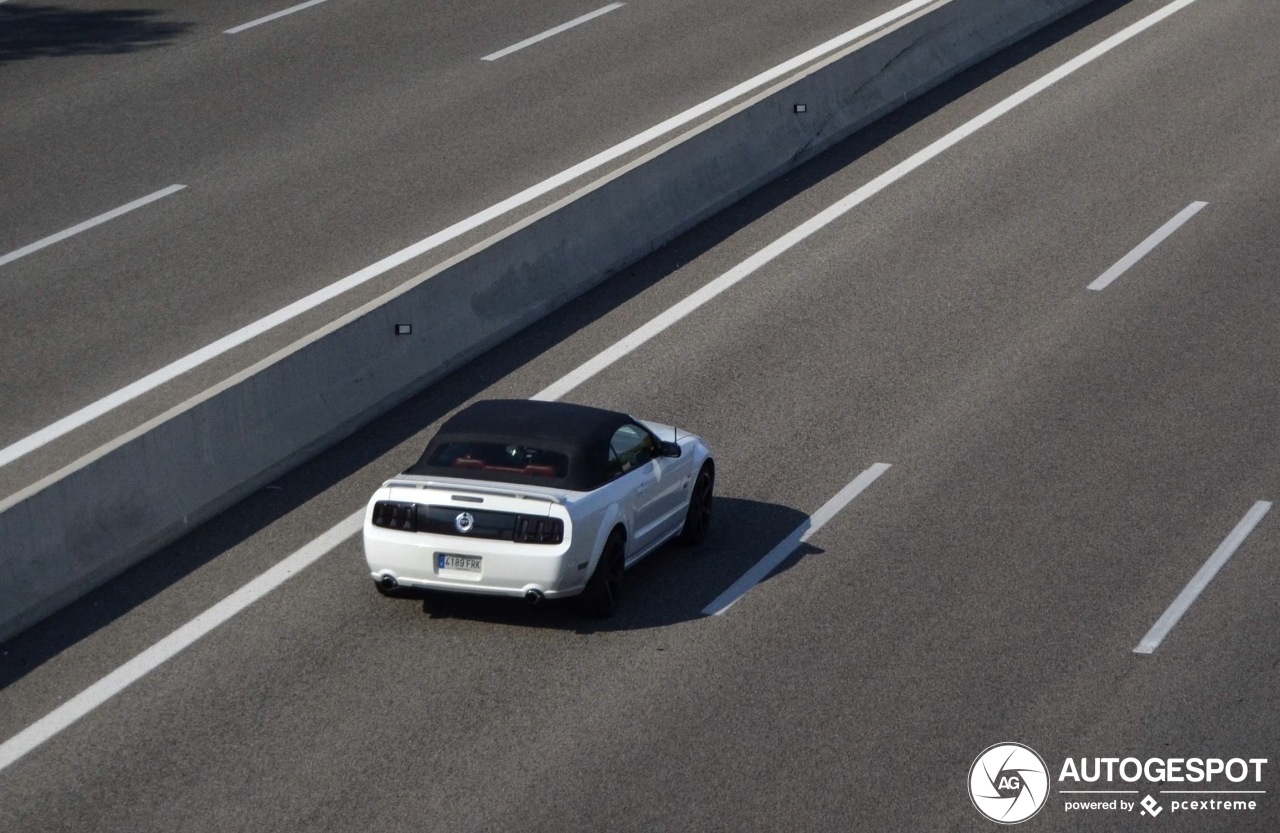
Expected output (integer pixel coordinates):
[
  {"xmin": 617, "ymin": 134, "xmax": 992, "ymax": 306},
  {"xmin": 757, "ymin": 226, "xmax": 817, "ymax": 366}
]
[{"xmin": 455, "ymin": 511, "xmax": 475, "ymax": 533}]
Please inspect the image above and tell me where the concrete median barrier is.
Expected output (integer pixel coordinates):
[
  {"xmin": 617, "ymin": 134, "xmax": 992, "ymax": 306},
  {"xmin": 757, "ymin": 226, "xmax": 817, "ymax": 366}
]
[{"xmin": 0, "ymin": 0, "xmax": 1091, "ymax": 641}]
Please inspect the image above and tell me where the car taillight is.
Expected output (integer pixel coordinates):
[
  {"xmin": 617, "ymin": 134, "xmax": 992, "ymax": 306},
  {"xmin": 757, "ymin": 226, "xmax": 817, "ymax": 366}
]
[
  {"xmin": 372, "ymin": 501, "xmax": 417, "ymax": 531},
  {"xmin": 513, "ymin": 516, "xmax": 564, "ymax": 544},
  {"xmin": 374, "ymin": 502, "xmax": 562, "ymax": 544}
]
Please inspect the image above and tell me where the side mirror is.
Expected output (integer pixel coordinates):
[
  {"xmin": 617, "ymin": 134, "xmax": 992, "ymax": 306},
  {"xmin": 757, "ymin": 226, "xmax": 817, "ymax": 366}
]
[{"xmin": 658, "ymin": 440, "xmax": 682, "ymax": 458}]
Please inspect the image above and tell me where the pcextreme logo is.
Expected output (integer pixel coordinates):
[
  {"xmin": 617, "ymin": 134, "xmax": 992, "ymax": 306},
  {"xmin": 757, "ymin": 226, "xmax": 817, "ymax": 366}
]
[{"xmin": 968, "ymin": 743, "xmax": 1269, "ymax": 824}]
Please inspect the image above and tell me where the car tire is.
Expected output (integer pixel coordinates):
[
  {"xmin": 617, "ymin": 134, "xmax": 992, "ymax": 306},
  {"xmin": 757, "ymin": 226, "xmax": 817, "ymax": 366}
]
[
  {"xmin": 578, "ymin": 533, "xmax": 625, "ymax": 618},
  {"xmin": 678, "ymin": 464, "xmax": 714, "ymax": 546}
]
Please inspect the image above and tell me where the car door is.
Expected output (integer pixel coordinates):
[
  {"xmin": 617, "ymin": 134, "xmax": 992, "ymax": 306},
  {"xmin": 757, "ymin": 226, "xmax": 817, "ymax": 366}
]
[
  {"xmin": 649, "ymin": 441, "xmax": 693, "ymax": 538},
  {"xmin": 608, "ymin": 424, "xmax": 663, "ymax": 557}
]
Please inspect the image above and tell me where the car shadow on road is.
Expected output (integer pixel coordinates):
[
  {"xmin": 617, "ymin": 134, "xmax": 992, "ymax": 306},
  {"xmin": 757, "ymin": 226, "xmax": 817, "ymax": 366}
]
[
  {"xmin": 0, "ymin": 3, "xmax": 189, "ymax": 64},
  {"xmin": 399, "ymin": 497, "xmax": 818, "ymax": 632}
]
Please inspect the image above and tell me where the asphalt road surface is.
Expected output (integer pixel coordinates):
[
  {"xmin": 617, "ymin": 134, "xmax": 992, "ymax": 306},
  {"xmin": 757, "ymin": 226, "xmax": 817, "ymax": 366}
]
[
  {"xmin": 3, "ymin": 0, "xmax": 1279, "ymax": 830},
  {"xmin": 0, "ymin": 0, "xmax": 913, "ymax": 494}
]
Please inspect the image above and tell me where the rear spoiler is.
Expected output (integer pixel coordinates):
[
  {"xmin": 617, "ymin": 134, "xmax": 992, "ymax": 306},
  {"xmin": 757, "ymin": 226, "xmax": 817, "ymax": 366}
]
[{"xmin": 384, "ymin": 477, "xmax": 564, "ymax": 505}]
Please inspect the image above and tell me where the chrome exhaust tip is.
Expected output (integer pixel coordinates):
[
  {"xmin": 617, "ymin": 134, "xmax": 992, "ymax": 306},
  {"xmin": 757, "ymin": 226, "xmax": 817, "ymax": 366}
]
[
  {"xmin": 524, "ymin": 589, "xmax": 545, "ymax": 605},
  {"xmin": 380, "ymin": 575, "xmax": 399, "ymax": 590}
]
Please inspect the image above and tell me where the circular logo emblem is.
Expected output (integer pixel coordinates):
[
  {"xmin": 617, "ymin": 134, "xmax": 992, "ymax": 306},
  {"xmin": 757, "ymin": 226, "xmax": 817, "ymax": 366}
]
[
  {"xmin": 968, "ymin": 743, "xmax": 1050, "ymax": 824},
  {"xmin": 454, "ymin": 512, "xmax": 475, "ymax": 533}
]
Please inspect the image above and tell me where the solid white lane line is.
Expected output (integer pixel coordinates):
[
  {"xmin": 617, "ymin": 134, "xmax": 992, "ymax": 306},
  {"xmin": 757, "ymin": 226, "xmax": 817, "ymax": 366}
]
[
  {"xmin": 1088, "ymin": 201, "xmax": 1207, "ymax": 291},
  {"xmin": 224, "ymin": 0, "xmax": 329, "ymax": 34},
  {"xmin": 0, "ymin": 510, "xmax": 363, "ymax": 774},
  {"xmin": 534, "ymin": 0, "xmax": 1205, "ymax": 402},
  {"xmin": 702, "ymin": 464, "xmax": 891, "ymax": 616},
  {"xmin": 1133, "ymin": 501, "xmax": 1271, "ymax": 655},
  {"xmin": 482, "ymin": 3, "xmax": 624, "ymax": 61},
  {"xmin": 0, "ymin": 0, "xmax": 935, "ymax": 471},
  {"xmin": 0, "ymin": 185, "xmax": 186, "ymax": 270},
  {"xmin": 0, "ymin": 0, "xmax": 1204, "ymax": 773}
]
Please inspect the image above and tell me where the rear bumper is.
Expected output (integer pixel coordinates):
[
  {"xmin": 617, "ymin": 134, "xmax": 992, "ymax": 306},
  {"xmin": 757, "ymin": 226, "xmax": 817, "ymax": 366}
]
[
  {"xmin": 363, "ymin": 526, "xmax": 591, "ymax": 599},
  {"xmin": 368, "ymin": 573, "xmax": 581, "ymax": 599}
]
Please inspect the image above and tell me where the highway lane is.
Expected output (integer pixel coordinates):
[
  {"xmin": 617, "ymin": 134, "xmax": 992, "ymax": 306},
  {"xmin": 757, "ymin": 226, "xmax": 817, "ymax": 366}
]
[
  {"xmin": 4, "ymin": 0, "xmax": 1280, "ymax": 830},
  {"xmin": 0, "ymin": 0, "xmax": 635, "ymax": 95},
  {"xmin": 0, "ymin": 0, "xmax": 918, "ymax": 495}
]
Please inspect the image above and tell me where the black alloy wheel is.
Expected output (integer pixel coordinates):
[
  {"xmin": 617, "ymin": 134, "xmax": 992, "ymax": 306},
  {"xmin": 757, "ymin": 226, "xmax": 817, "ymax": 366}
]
[
  {"xmin": 679, "ymin": 465, "xmax": 714, "ymax": 546},
  {"xmin": 578, "ymin": 534, "xmax": 625, "ymax": 618}
]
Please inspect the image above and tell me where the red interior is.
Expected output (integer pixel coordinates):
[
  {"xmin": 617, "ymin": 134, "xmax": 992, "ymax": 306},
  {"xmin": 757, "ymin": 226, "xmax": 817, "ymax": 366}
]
[{"xmin": 452, "ymin": 457, "xmax": 559, "ymax": 478}]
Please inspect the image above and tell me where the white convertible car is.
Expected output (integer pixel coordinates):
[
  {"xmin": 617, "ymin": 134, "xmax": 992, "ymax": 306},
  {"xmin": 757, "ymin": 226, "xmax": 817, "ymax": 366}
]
[{"xmin": 362, "ymin": 399, "xmax": 714, "ymax": 616}]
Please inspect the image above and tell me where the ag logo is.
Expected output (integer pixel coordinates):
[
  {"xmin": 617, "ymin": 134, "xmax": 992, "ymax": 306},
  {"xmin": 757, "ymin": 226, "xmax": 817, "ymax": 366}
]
[
  {"xmin": 969, "ymin": 742, "xmax": 1050, "ymax": 824},
  {"xmin": 454, "ymin": 512, "xmax": 475, "ymax": 533}
]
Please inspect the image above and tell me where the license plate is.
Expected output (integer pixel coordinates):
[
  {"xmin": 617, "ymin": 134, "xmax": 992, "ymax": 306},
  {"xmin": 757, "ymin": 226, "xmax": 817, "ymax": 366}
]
[{"xmin": 437, "ymin": 553, "xmax": 481, "ymax": 573}]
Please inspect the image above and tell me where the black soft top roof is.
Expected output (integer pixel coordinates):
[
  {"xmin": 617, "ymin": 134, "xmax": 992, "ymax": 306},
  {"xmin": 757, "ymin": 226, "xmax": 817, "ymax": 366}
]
[{"xmin": 405, "ymin": 399, "xmax": 638, "ymax": 491}]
